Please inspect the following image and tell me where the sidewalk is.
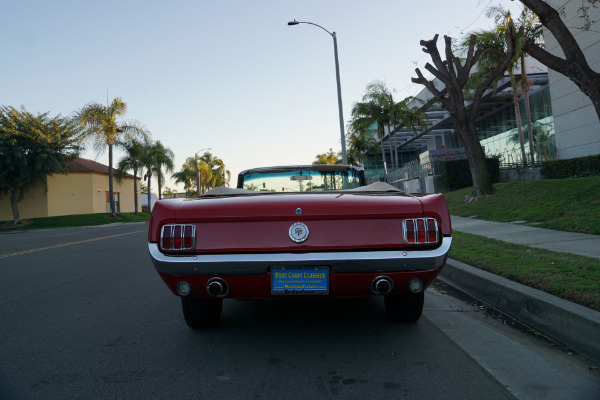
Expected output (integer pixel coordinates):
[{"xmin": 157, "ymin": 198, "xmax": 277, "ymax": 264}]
[
  {"xmin": 437, "ymin": 215, "xmax": 600, "ymax": 363},
  {"xmin": 450, "ymin": 215, "xmax": 600, "ymax": 259}
]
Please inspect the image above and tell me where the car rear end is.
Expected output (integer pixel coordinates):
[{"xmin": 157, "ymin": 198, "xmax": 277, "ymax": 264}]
[{"xmin": 148, "ymin": 191, "xmax": 451, "ymax": 328}]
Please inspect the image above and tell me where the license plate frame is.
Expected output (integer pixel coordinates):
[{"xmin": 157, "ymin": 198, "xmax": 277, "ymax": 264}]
[{"xmin": 271, "ymin": 266, "xmax": 329, "ymax": 295}]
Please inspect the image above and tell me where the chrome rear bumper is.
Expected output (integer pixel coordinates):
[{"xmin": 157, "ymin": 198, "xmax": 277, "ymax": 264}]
[{"xmin": 149, "ymin": 237, "xmax": 452, "ymax": 275}]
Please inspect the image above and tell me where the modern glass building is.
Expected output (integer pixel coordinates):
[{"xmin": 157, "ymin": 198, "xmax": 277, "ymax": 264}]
[
  {"xmin": 363, "ymin": 63, "xmax": 556, "ymax": 185},
  {"xmin": 363, "ymin": 2, "xmax": 600, "ymax": 187},
  {"xmin": 475, "ymin": 75, "xmax": 555, "ymax": 166}
]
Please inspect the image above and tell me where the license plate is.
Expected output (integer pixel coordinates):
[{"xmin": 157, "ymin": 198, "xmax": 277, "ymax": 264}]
[{"xmin": 271, "ymin": 267, "xmax": 329, "ymax": 295}]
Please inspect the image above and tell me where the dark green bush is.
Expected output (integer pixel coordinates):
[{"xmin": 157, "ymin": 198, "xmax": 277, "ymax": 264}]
[
  {"xmin": 541, "ymin": 154, "xmax": 600, "ymax": 179},
  {"xmin": 439, "ymin": 158, "xmax": 500, "ymax": 191}
]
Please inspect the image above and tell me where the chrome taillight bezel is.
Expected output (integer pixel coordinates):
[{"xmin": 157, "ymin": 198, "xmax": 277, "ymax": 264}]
[
  {"xmin": 403, "ymin": 218, "xmax": 439, "ymax": 245},
  {"xmin": 160, "ymin": 224, "xmax": 196, "ymax": 251}
]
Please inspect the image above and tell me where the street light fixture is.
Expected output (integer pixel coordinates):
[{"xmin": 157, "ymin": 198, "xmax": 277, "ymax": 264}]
[
  {"xmin": 287, "ymin": 19, "xmax": 347, "ymax": 165},
  {"xmin": 194, "ymin": 147, "xmax": 211, "ymax": 196}
]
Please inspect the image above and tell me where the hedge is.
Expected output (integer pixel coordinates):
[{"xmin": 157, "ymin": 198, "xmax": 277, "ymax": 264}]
[
  {"xmin": 439, "ymin": 158, "xmax": 500, "ymax": 191},
  {"xmin": 541, "ymin": 154, "xmax": 600, "ymax": 179}
]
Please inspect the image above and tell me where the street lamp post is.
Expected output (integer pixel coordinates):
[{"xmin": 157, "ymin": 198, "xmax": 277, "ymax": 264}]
[
  {"xmin": 194, "ymin": 148, "xmax": 211, "ymax": 196},
  {"xmin": 288, "ymin": 19, "xmax": 347, "ymax": 165}
]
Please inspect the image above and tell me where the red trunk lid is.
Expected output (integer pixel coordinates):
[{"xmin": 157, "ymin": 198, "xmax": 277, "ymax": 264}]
[
  {"xmin": 149, "ymin": 192, "xmax": 433, "ymax": 253},
  {"xmin": 158, "ymin": 192, "xmax": 424, "ymax": 222}
]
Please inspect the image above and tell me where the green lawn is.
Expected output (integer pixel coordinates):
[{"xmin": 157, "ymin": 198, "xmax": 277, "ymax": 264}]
[
  {"xmin": 0, "ymin": 212, "xmax": 151, "ymax": 231},
  {"xmin": 444, "ymin": 176, "xmax": 600, "ymax": 235},
  {"xmin": 449, "ymin": 232, "xmax": 600, "ymax": 311},
  {"xmin": 445, "ymin": 176, "xmax": 600, "ymax": 311}
]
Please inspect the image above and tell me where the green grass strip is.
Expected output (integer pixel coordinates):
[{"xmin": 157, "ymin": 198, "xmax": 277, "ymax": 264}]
[
  {"xmin": 449, "ymin": 231, "xmax": 600, "ymax": 311},
  {"xmin": 0, "ymin": 212, "xmax": 151, "ymax": 231}
]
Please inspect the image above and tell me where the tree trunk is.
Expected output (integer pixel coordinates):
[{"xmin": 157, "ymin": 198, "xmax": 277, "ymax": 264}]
[
  {"xmin": 379, "ymin": 124, "xmax": 388, "ymax": 179},
  {"xmin": 157, "ymin": 175, "xmax": 162, "ymax": 200},
  {"xmin": 467, "ymin": 147, "xmax": 493, "ymax": 199},
  {"xmin": 387, "ymin": 121, "xmax": 398, "ymax": 171},
  {"xmin": 523, "ymin": 90, "xmax": 535, "ymax": 165},
  {"xmin": 147, "ymin": 172, "xmax": 152, "ymax": 213},
  {"xmin": 10, "ymin": 181, "xmax": 22, "ymax": 225},
  {"xmin": 521, "ymin": 55, "xmax": 535, "ymax": 166},
  {"xmin": 456, "ymin": 107, "xmax": 494, "ymax": 198},
  {"xmin": 393, "ymin": 130, "xmax": 399, "ymax": 171},
  {"xmin": 510, "ymin": 70, "xmax": 528, "ymax": 167},
  {"xmin": 133, "ymin": 164, "xmax": 139, "ymax": 216},
  {"xmin": 390, "ymin": 139, "xmax": 395, "ymax": 173},
  {"xmin": 387, "ymin": 124, "xmax": 395, "ymax": 171},
  {"xmin": 108, "ymin": 143, "xmax": 116, "ymax": 217}
]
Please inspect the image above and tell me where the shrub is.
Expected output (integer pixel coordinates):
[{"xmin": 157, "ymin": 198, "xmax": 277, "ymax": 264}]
[
  {"xmin": 541, "ymin": 154, "xmax": 600, "ymax": 179},
  {"xmin": 439, "ymin": 158, "xmax": 500, "ymax": 191}
]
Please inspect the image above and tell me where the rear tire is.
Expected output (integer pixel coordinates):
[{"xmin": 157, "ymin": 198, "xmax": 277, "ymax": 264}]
[
  {"xmin": 384, "ymin": 292, "xmax": 424, "ymax": 322},
  {"xmin": 181, "ymin": 297, "xmax": 223, "ymax": 329}
]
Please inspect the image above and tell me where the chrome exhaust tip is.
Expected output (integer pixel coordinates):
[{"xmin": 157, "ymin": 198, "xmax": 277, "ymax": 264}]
[
  {"xmin": 206, "ymin": 277, "xmax": 230, "ymax": 297},
  {"xmin": 371, "ymin": 276, "xmax": 394, "ymax": 295}
]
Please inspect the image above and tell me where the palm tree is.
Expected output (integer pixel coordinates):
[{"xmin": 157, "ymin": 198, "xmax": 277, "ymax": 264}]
[
  {"xmin": 151, "ymin": 141, "xmax": 175, "ymax": 200},
  {"xmin": 162, "ymin": 186, "xmax": 176, "ymax": 198},
  {"xmin": 313, "ymin": 148, "xmax": 341, "ymax": 165},
  {"xmin": 197, "ymin": 152, "xmax": 229, "ymax": 193},
  {"xmin": 115, "ymin": 138, "xmax": 145, "ymax": 215},
  {"xmin": 139, "ymin": 140, "xmax": 158, "ymax": 212},
  {"xmin": 351, "ymin": 105, "xmax": 386, "ymax": 170},
  {"xmin": 76, "ymin": 97, "xmax": 149, "ymax": 217},
  {"xmin": 365, "ymin": 82, "xmax": 398, "ymax": 169},
  {"xmin": 392, "ymin": 98, "xmax": 427, "ymax": 134},
  {"xmin": 515, "ymin": 7, "xmax": 543, "ymax": 167},
  {"xmin": 493, "ymin": 6, "xmax": 543, "ymax": 166},
  {"xmin": 350, "ymin": 83, "xmax": 390, "ymax": 176},
  {"xmin": 350, "ymin": 81, "xmax": 424, "ymax": 174},
  {"xmin": 172, "ymin": 157, "xmax": 197, "ymax": 197},
  {"xmin": 197, "ymin": 160, "xmax": 211, "ymax": 195},
  {"xmin": 346, "ymin": 127, "xmax": 379, "ymax": 167},
  {"xmin": 388, "ymin": 96, "xmax": 428, "ymax": 165},
  {"xmin": 461, "ymin": 26, "xmax": 529, "ymax": 167}
]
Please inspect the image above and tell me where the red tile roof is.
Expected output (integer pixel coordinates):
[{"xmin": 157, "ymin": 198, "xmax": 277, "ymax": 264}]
[{"xmin": 66, "ymin": 158, "xmax": 137, "ymax": 179}]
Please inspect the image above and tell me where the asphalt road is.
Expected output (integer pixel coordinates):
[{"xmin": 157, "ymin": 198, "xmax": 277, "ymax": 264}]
[{"xmin": 0, "ymin": 223, "xmax": 598, "ymax": 399}]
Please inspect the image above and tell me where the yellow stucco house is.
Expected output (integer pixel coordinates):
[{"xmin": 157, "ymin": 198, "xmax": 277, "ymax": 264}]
[{"xmin": 0, "ymin": 158, "xmax": 142, "ymax": 221}]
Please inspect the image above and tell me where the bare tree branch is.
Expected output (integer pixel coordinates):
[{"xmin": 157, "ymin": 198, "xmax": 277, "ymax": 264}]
[
  {"xmin": 424, "ymin": 63, "xmax": 447, "ymax": 83},
  {"xmin": 519, "ymin": 0, "xmax": 600, "ymax": 118},
  {"xmin": 443, "ymin": 36, "xmax": 458, "ymax": 84},
  {"xmin": 411, "ymin": 29, "xmax": 514, "ymax": 198}
]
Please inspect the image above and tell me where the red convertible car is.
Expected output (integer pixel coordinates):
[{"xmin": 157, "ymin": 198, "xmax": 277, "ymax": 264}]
[{"xmin": 148, "ymin": 165, "xmax": 452, "ymax": 328}]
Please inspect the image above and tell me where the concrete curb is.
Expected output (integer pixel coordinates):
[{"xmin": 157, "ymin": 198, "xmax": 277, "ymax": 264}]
[{"xmin": 439, "ymin": 258, "xmax": 600, "ymax": 363}]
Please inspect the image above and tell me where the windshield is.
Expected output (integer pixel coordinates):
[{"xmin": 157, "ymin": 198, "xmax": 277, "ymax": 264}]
[{"xmin": 241, "ymin": 168, "xmax": 363, "ymax": 192}]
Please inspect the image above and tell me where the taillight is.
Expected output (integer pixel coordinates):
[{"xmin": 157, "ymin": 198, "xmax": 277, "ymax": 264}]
[
  {"xmin": 160, "ymin": 224, "xmax": 196, "ymax": 250},
  {"xmin": 173, "ymin": 225, "xmax": 182, "ymax": 249},
  {"xmin": 183, "ymin": 225, "xmax": 194, "ymax": 249},
  {"xmin": 403, "ymin": 218, "xmax": 439, "ymax": 245}
]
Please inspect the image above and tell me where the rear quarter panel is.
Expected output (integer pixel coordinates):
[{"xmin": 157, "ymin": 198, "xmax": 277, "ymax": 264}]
[{"xmin": 413, "ymin": 193, "xmax": 452, "ymax": 235}]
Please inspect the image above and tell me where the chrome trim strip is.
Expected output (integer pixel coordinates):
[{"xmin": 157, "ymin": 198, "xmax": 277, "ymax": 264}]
[{"xmin": 149, "ymin": 237, "xmax": 452, "ymax": 275}]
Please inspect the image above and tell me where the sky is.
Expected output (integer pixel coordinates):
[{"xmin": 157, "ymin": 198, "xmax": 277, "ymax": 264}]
[{"xmin": 2, "ymin": 0, "xmax": 524, "ymax": 192}]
